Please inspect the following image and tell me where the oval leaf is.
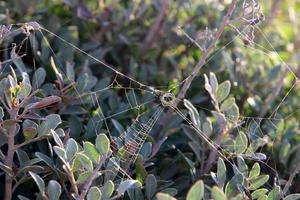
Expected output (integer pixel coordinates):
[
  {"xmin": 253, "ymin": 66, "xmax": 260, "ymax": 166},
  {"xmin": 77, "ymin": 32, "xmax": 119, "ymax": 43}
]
[
  {"xmin": 186, "ymin": 179, "xmax": 204, "ymax": 200},
  {"xmin": 96, "ymin": 134, "xmax": 110, "ymax": 155},
  {"xmin": 87, "ymin": 186, "xmax": 102, "ymax": 200},
  {"xmin": 47, "ymin": 180, "xmax": 61, "ymax": 200}
]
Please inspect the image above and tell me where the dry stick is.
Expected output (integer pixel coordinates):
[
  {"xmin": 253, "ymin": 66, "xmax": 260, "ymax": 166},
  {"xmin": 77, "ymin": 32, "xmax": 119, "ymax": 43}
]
[
  {"xmin": 4, "ymin": 109, "xmax": 18, "ymax": 200},
  {"xmin": 157, "ymin": 0, "xmax": 238, "ymax": 138},
  {"xmin": 143, "ymin": 0, "xmax": 169, "ymax": 50}
]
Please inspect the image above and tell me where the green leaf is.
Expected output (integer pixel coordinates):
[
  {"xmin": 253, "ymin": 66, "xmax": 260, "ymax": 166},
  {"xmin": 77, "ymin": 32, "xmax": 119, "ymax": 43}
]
[
  {"xmin": 140, "ymin": 142, "xmax": 152, "ymax": 159},
  {"xmin": 87, "ymin": 186, "xmax": 102, "ymax": 200},
  {"xmin": 19, "ymin": 72, "xmax": 32, "ymax": 98},
  {"xmin": 258, "ymin": 195, "xmax": 268, "ymax": 200},
  {"xmin": 18, "ymin": 195, "xmax": 31, "ymax": 200},
  {"xmin": 220, "ymin": 97, "xmax": 235, "ymax": 111},
  {"xmin": 101, "ymin": 180, "xmax": 114, "ymax": 199},
  {"xmin": 47, "ymin": 180, "xmax": 61, "ymax": 200},
  {"xmin": 216, "ymin": 80, "xmax": 231, "ymax": 102},
  {"xmin": 249, "ymin": 163, "xmax": 260, "ymax": 179},
  {"xmin": 224, "ymin": 104, "xmax": 239, "ymax": 119},
  {"xmin": 23, "ymin": 125, "xmax": 37, "ymax": 141},
  {"xmin": 66, "ymin": 62, "xmax": 75, "ymax": 82},
  {"xmin": 136, "ymin": 162, "xmax": 147, "ymax": 183},
  {"xmin": 184, "ymin": 99, "xmax": 201, "ymax": 129},
  {"xmin": 38, "ymin": 114, "xmax": 62, "ymax": 136},
  {"xmin": 29, "ymin": 171, "xmax": 45, "ymax": 195},
  {"xmin": 66, "ymin": 138, "xmax": 78, "ymax": 162},
  {"xmin": 156, "ymin": 193, "xmax": 177, "ymax": 200},
  {"xmin": 224, "ymin": 177, "xmax": 241, "ymax": 198},
  {"xmin": 202, "ymin": 119, "xmax": 213, "ymax": 136},
  {"xmin": 251, "ymin": 189, "xmax": 268, "ymax": 199},
  {"xmin": 285, "ymin": 194, "xmax": 300, "ymax": 200},
  {"xmin": 16, "ymin": 149, "xmax": 29, "ymax": 167},
  {"xmin": 76, "ymin": 171, "xmax": 92, "ymax": 185},
  {"xmin": 117, "ymin": 180, "xmax": 141, "ymax": 195},
  {"xmin": 77, "ymin": 153, "xmax": 93, "ymax": 172},
  {"xmin": 96, "ymin": 134, "xmax": 110, "ymax": 155},
  {"xmin": 249, "ymin": 175, "xmax": 269, "ymax": 190},
  {"xmin": 111, "ymin": 119, "xmax": 125, "ymax": 134},
  {"xmin": 32, "ymin": 67, "xmax": 46, "ymax": 89},
  {"xmin": 84, "ymin": 142, "xmax": 100, "ymax": 163},
  {"xmin": 11, "ymin": 46, "xmax": 26, "ymax": 73},
  {"xmin": 160, "ymin": 188, "xmax": 178, "ymax": 197},
  {"xmin": 209, "ymin": 72, "xmax": 218, "ymax": 92},
  {"xmin": 211, "ymin": 186, "xmax": 226, "ymax": 200},
  {"xmin": 237, "ymin": 156, "xmax": 248, "ymax": 176},
  {"xmin": 267, "ymin": 186, "xmax": 280, "ymax": 200},
  {"xmin": 35, "ymin": 152, "xmax": 55, "ymax": 168},
  {"xmin": 145, "ymin": 174, "xmax": 157, "ymax": 200},
  {"xmin": 204, "ymin": 74, "xmax": 214, "ymax": 99},
  {"xmin": 246, "ymin": 138, "xmax": 268, "ymax": 154},
  {"xmin": 235, "ymin": 132, "xmax": 248, "ymax": 154},
  {"xmin": 53, "ymin": 146, "xmax": 67, "ymax": 162},
  {"xmin": 51, "ymin": 129, "xmax": 64, "ymax": 147},
  {"xmin": 217, "ymin": 158, "xmax": 226, "ymax": 188},
  {"xmin": 186, "ymin": 179, "xmax": 204, "ymax": 200}
]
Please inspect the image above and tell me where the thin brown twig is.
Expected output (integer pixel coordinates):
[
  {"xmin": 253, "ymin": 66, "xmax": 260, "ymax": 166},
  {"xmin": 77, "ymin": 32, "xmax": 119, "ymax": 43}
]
[
  {"xmin": 143, "ymin": 0, "xmax": 169, "ymax": 50},
  {"xmin": 4, "ymin": 109, "xmax": 18, "ymax": 200},
  {"xmin": 202, "ymin": 123, "xmax": 227, "ymax": 175},
  {"xmin": 283, "ymin": 161, "xmax": 300, "ymax": 195}
]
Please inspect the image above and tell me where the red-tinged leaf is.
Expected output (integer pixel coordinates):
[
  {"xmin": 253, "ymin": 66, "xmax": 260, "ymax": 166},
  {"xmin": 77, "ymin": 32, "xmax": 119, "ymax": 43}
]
[{"xmin": 32, "ymin": 96, "xmax": 61, "ymax": 109}]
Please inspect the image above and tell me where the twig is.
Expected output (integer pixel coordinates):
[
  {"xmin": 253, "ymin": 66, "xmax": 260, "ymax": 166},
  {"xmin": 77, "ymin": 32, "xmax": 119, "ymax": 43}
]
[
  {"xmin": 175, "ymin": 0, "xmax": 237, "ymax": 105},
  {"xmin": 14, "ymin": 136, "xmax": 49, "ymax": 150},
  {"xmin": 266, "ymin": 0, "xmax": 281, "ymax": 24},
  {"xmin": 63, "ymin": 164, "xmax": 79, "ymax": 196},
  {"xmin": 78, "ymin": 156, "xmax": 107, "ymax": 200},
  {"xmin": 283, "ymin": 161, "xmax": 300, "ymax": 195},
  {"xmin": 202, "ymin": 123, "xmax": 227, "ymax": 175},
  {"xmin": 143, "ymin": 0, "xmax": 169, "ymax": 50},
  {"xmin": 4, "ymin": 109, "xmax": 18, "ymax": 200},
  {"xmin": 157, "ymin": 0, "xmax": 238, "ymax": 138}
]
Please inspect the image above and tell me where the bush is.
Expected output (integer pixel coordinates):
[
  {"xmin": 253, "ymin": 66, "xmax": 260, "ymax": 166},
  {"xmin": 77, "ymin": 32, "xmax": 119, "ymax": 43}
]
[{"xmin": 1, "ymin": 0, "xmax": 300, "ymax": 199}]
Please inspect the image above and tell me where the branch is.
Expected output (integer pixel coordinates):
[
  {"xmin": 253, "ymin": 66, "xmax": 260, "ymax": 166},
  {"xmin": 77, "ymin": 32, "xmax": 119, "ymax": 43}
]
[
  {"xmin": 202, "ymin": 123, "xmax": 227, "ymax": 175},
  {"xmin": 157, "ymin": 0, "xmax": 238, "ymax": 138},
  {"xmin": 175, "ymin": 0, "xmax": 237, "ymax": 105},
  {"xmin": 283, "ymin": 161, "xmax": 300, "ymax": 195},
  {"xmin": 14, "ymin": 136, "xmax": 49, "ymax": 150},
  {"xmin": 4, "ymin": 109, "xmax": 18, "ymax": 200},
  {"xmin": 143, "ymin": 0, "xmax": 169, "ymax": 50}
]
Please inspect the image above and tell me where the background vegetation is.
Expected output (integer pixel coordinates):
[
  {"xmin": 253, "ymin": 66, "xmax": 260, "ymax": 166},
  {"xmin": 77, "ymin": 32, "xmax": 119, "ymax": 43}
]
[{"xmin": 0, "ymin": 0, "xmax": 300, "ymax": 199}]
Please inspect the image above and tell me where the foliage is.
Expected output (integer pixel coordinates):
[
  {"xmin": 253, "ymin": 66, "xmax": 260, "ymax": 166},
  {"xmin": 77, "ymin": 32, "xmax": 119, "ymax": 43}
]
[{"xmin": 0, "ymin": 0, "xmax": 300, "ymax": 200}]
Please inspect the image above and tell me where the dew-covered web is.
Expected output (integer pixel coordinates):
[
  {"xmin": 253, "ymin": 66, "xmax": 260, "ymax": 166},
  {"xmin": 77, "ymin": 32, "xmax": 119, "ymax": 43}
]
[{"xmin": 0, "ymin": 0, "xmax": 298, "ymax": 192}]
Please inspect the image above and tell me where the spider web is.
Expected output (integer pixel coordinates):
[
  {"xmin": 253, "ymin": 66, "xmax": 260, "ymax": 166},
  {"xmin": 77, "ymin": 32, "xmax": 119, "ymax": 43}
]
[
  {"xmin": 0, "ymin": 0, "xmax": 298, "ymax": 195},
  {"xmin": 0, "ymin": 23, "xmax": 173, "ymax": 182}
]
